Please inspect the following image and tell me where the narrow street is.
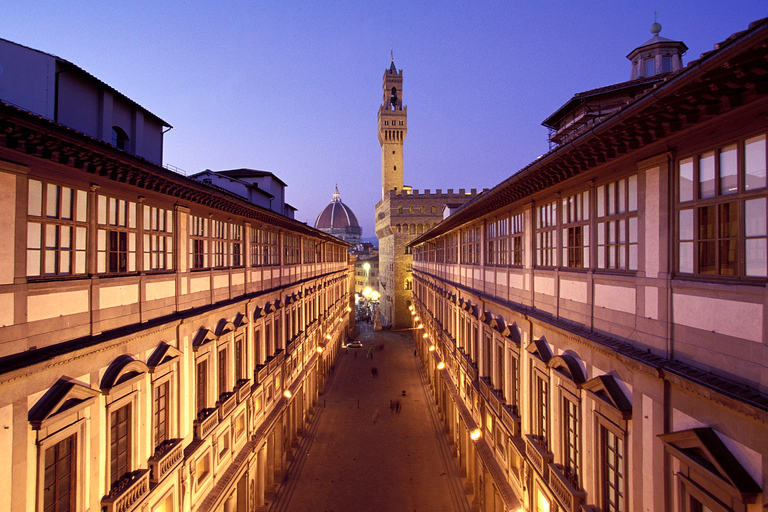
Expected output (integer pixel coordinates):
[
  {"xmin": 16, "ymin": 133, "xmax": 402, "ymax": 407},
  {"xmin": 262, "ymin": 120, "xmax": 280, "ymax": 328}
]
[{"xmin": 267, "ymin": 323, "xmax": 471, "ymax": 512}]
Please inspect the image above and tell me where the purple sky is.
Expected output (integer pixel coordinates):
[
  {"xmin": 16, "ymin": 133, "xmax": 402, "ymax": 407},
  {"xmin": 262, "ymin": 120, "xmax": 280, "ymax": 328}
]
[{"xmin": 3, "ymin": 2, "xmax": 767, "ymax": 237}]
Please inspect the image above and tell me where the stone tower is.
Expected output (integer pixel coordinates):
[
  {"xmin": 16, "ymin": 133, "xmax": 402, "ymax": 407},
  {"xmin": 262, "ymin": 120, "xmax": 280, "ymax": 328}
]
[{"xmin": 378, "ymin": 57, "xmax": 407, "ymax": 199}]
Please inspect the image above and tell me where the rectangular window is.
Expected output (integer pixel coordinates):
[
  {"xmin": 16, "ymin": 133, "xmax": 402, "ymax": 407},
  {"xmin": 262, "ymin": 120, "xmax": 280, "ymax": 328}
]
[
  {"xmin": 211, "ymin": 220, "xmax": 228, "ymax": 268},
  {"xmin": 601, "ymin": 426, "xmax": 624, "ymax": 512},
  {"xmin": 562, "ymin": 191, "xmax": 589, "ymax": 268},
  {"xmin": 196, "ymin": 361, "xmax": 207, "ymax": 415},
  {"xmin": 143, "ymin": 205, "xmax": 173, "ymax": 271},
  {"xmin": 153, "ymin": 382, "xmax": 169, "ymax": 447},
  {"xmin": 563, "ymin": 397, "xmax": 579, "ymax": 485},
  {"xmin": 597, "ymin": 176, "xmax": 638, "ymax": 270},
  {"xmin": 28, "ymin": 181, "xmax": 88, "ymax": 277},
  {"xmin": 231, "ymin": 223, "xmax": 243, "ymax": 267},
  {"xmin": 510, "ymin": 213, "xmax": 524, "ymax": 266},
  {"xmin": 97, "ymin": 196, "xmax": 137, "ymax": 274},
  {"xmin": 284, "ymin": 234, "xmax": 301, "ymax": 265},
  {"xmin": 536, "ymin": 201, "xmax": 557, "ymax": 267},
  {"xmin": 218, "ymin": 348, "xmax": 228, "ymax": 397},
  {"xmin": 677, "ymin": 134, "xmax": 768, "ymax": 277},
  {"xmin": 531, "ymin": 373, "xmax": 549, "ymax": 448},
  {"xmin": 43, "ymin": 435, "xmax": 76, "ymax": 512},
  {"xmin": 109, "ymin": 404, "xmax": 131, "ymax": 487},
  {"xmin": 486, "ymin": 217, "xmax": 508, "ymax": 266},
  {"xmin": 235, "ymin": 335, "xmax": 244, "ymax": 383},
  {"xmin": 251, "ymin": 228, "xmax": 280, "ymax": 266},
  {"xmin": 190, "ymin": 215, "xmax": 208, "ymax": 270}
]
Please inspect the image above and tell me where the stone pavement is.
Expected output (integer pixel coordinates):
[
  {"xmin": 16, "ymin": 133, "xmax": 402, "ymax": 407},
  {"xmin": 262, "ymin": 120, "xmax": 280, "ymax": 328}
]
[{"xmin": 267, "ymin": 323, "xmax": 471, "ymax": 512}]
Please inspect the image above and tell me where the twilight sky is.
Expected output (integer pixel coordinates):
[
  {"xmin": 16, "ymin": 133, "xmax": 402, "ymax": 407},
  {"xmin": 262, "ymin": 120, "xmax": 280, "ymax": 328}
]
[{"xmin": 2, "ymin": 1, "xmax": 766, "ymax": 238}]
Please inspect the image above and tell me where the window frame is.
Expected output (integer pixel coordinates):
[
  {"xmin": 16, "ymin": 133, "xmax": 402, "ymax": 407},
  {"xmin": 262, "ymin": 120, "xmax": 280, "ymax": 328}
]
[
  {"xmin": 676, "ymin": 133, "xmax": 768, "ymax": 279},
  {"xmin": 26, "ymin": 179, "xmax": 89, "ymax": 278}
]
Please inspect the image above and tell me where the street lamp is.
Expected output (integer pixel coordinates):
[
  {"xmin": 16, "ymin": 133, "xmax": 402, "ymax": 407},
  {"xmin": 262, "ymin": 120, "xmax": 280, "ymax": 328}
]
[{"xmin": 470, "ymin": 428, "xmax": 482, "ymax": 441}]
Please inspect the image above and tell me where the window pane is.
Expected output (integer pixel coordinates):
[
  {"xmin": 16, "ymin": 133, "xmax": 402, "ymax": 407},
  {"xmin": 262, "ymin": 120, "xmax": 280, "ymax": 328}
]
[
  {"xmin": 719, "ymin": 202, "xmax": 738, "ymax": 238},
  {"xmin": 679, "ymin": 158, "xmax": 694, "ymax": 202},
  {"xmin": 61, "ymin": 187, "xmax": 73, "ymax": 220},
  {"xmin": 746, "ymin": 238, "xmax": 767, "ymax": 277},
  {"xmin": 720, "ymin": 239, "xmax": 737, "ymax": 275},
  {"xmin": 745, "ymin": 134, "xmax": 767, "ymax": 190},
  {"xmin": 679, "ymin": 209, "xmax": 694, "ymax": 241},
  {"xmin": 679, "ymin": 241, "xmax": 693, "ymax": 273},
  {"xmin": 628, "ymin": 175, "xmax": 638, "ymax": 211},
  {"xmin": 597, "ymin": 185, "xmax": 605, "ymax": 217},
  {"xmin": 46, "ymin": 184, "xmax": 59, "ymax": 218},
  {"xmin": 28, "ymin": 180, "xmax": 43, "ymax": 216},
  {"xmin": 76, "ymin": 190, "xmax": 88, "ymax": 222},
  {"xmin": 698, "ymin": 241, "xmax": 716, "ymax": 274},
  {"xmin": 745, "ymin": 198, "xmax": 766, "ymax": 237},
  {"xmin": 719, "ymin": 145, "xmax": 738, "ymax": 195},
  {"xmin": 98, "ymin": 195, "xmax": 107, "ymax": 225},
  {"xmin": 698, "ymin": 206, "xmax": 716, "ymax": 240},
  {"xmin": 699, "ymin": 152, "xmax": 715, "ymax": 198}
]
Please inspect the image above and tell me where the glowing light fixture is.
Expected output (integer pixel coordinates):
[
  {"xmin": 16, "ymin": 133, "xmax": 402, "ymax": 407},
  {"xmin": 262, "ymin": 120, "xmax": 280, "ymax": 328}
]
[
  {"xmin": 422, "ymin": 333, "xmax": 429, "ymax": 338},
  {"xmin": 413, "ymin": 316, "xmax": 419, "ymax": 322},
  {"xmin": 437, "ymin": 362, "xmax": 445, "ymax": 370},
  {"xmin": 417, "ymin": 324, "xmax": 424, "ymax": 329},
  {"xmin": 470, "ymin": 429, "xmax": 482, "ymax": 441},
  {"xmin": 283, "ymin": 390, "xmax": 292, "ymax": 399},
  {"xmin": 346, "ymin": 306, "xmax": 352, "ymax": 312},
  {"xmin": 326, "ymin": 334, "xmax": 332, "ymax": 340},
  {"xmin": 316, "ymin": 346, "xmax": 324, "ymax": 353},
  {"xmin": 428, "ymin": 345, "xmax": 436, "ymax": 352}
]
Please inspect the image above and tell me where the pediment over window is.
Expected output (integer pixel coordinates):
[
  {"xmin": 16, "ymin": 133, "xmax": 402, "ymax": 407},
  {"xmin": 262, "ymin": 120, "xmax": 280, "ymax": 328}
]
[
  {"xmin": 659, "ymin": 427, "xmax": 761, "ymax": 500},
  {"xmin": 264, "ymin": 301, "xmax": 276, "ymax": 313},
  {"xmin": 101, "ymin": 355, "xmax": 149, "ymax": 392},
  {"xmin": 192, "ymin": 328, "xmax": 217, "ymax": 350},
  {"xmin": 215, "ymin": 320, "xmax": 236, "ymax": 336},
  {"xmin": 233, "ymin": 312, "xmax": 248, "ymax": 328},
  {"xmin": 583, "ymin": 375, "xmax": 632, "ymax": 419},
  {"xmin": 487, "ymin": 314, "xmax": 504, "ymax": 331},
  {"xmin": 147, "ymin": 342, "xmax": 182, "ymax": 372},
  {"xmin": 526, "ymin": 336, "xmax": 553, "ymax": 363},
  {"xmin": 253, "ymin": 306, "xmax": 266, "ymax": 318},
  {"xmin": 549, "ymin": 354, "xmax": 587, "ymax": 384},
  {"xmin": 284, "ymin": 295, "xmax": 294, "ymax": 306},
  {"xmin": 29, "ymin": 377, "xmax": 99, "ymax": 430},
  {"xmin": 274, "ymin": 298, "xmax": 283, "ymax": 309},
  {"xmin": 502, "ymin": 322, "xmax": 521, "ymax": 345}
]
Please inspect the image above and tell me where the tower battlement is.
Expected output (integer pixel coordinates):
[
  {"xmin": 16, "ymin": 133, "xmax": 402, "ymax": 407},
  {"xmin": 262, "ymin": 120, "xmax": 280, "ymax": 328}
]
[{"xmin": 387, "ymin": 188, "xmax": 485, "ymax": 198}]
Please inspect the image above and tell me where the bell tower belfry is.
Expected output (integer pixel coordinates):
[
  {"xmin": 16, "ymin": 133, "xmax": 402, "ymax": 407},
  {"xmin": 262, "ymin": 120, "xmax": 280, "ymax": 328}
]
[{"xmin": 378, "ymin": 56, "xmax": 407, "ymax": 200}]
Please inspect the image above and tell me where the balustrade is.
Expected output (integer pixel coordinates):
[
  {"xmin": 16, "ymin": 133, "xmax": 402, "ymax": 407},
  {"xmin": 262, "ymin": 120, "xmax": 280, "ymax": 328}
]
[
  {"xmin": 148, "ymin": 439, "xmax": 183, "ymax": 484},
  {"xmin": 548, "ymin": 463, "xmax": 586, "ymax": 512},
  {"xmin": 193, "ymin": 408, "xmax": 218, "ymax": 439},
  {"xmin": 101, "ymin": 469, "xmax": 150, "ymax": 512}
]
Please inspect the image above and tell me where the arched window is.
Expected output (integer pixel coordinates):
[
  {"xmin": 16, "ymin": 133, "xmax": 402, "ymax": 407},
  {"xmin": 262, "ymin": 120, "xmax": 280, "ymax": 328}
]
[
  {"xmin": 111, "ymin": 126, "xmax": 129, "ymax": 151},
  {"xmin": 397, "ymin": 206, "xmax": 403, "ymax": 214},
  {"xmin": 404, "ymin": 278, "xmax": 412, "ymax": 290}
]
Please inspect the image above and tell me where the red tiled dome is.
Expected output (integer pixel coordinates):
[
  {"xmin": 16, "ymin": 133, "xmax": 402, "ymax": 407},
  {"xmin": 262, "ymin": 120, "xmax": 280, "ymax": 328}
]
[{"xmin": 314, "ymin": 186, "xmax": 360, "ymax": 230}]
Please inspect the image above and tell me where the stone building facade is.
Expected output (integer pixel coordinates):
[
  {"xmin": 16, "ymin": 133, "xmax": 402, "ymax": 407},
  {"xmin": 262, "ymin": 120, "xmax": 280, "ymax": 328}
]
[
  {"xmin": 409, "ymin": 19, "xmax": 768, "ymax": 512},
  {"xmin": 375, "ymin": 59, "xmax": 478, "ymax": 328},
  {"xmin": 0, "ymin": 43, "xmax": 352, "ymax": 512}
]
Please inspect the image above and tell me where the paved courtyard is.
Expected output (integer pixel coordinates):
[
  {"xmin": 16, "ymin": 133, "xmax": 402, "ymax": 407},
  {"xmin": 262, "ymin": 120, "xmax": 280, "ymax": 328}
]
[{"xmin": 267, "ymin": 323, "xmax": 471, "ymax": 512}]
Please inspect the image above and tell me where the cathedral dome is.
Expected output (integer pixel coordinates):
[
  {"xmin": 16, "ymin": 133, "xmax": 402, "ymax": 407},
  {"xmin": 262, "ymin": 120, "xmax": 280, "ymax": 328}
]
[{"xmin": 314, "ymin": 186, "xmax": 362, "ymax": 244}]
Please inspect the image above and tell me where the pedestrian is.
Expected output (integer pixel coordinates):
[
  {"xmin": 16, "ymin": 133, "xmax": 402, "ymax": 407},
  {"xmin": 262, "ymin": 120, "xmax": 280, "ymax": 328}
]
[
  {"xmin": 371, "ymin": 367, "xmax": 375, "ymax": 377},
  {"xmin": 390, "ymin": 399, "xmax": 394, "ymax": 414},
  {"xmin": 396, "ymin": 399, "xmax": 401, "ymax": 413},
  {"xmin": 372, "ymin": 407, "xmax": 380, "ymax": 425}
]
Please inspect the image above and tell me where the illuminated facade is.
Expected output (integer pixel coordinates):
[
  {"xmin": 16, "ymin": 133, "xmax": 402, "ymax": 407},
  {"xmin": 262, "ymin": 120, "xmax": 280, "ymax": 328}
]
[
  {"xmin": 0, "ymin": 41, "xmax": 352, "ymax": 512},
  {"xmin": 410, "ymin": 20, "xmax": 768, "ymax": 512}
]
